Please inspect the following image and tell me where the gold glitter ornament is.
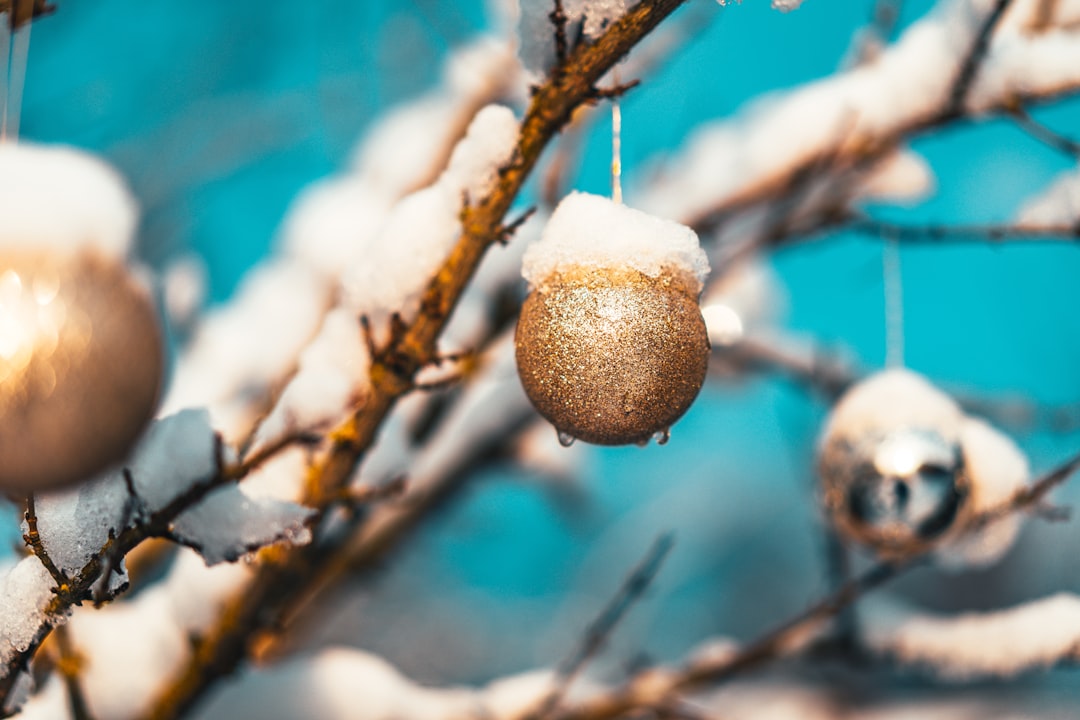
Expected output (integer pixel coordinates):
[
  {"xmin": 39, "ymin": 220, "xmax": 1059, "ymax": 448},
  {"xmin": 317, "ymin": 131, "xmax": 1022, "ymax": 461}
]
[
  {"xmin": 515, "ymin": 265, "xmax": 709, "ymax": 446},
  {"xmin": 0, "ymin": 250, "xmax": 163, "ymax": 492}
]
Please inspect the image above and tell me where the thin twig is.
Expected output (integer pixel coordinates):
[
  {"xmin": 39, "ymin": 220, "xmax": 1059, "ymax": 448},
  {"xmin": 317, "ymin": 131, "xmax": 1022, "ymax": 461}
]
[
  {"xmin": 1009, "ymin": 104, "xmax": 1080, "ymax": 158},
  {"xmin": 531, "ymin": 533, "xmax": 676, "ymax": 719},
  {"xmin": 847, "ymin": 215, "xmax": 1080, "ymax": 243},
  {"xmin": 53, "ymin": 625, "xmax": 95, "ymax": 720},
  {"xmin": 946, "ymin": 0, "xmax": 1015, "ymax": 116},
  {"xmin": 23, "ymin": 495, "xmax": 67, "ymax": 588}
]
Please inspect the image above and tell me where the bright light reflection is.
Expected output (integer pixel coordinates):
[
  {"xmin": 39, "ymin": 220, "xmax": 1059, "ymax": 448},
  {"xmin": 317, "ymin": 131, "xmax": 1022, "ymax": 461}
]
[{"xmin": 874, "ymin": 434, "xmax": 923, "ymax": 477}]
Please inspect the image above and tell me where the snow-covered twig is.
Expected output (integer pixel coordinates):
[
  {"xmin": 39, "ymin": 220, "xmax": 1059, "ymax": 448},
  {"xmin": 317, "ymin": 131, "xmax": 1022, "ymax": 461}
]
[{"xmin": 865, "ymin": 593, "xmax": 1080, "ymax": 679}]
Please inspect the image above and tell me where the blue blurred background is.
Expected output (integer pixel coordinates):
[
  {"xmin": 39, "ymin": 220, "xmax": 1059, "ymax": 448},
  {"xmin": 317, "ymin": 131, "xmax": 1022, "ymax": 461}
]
[{"xmin": 8, "ymin": 0, "xmax": 1080, "ymax": 695}]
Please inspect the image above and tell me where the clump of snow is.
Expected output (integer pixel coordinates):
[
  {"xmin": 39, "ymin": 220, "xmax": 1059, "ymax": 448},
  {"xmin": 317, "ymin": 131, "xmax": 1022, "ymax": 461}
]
[
  {"xmin": 0, "ymin": 142, "xmax": 136, "ymax": 258},
  {"xmin": 65, "ymin": 584, "xmax": 189, "ymax": 719},
  {"xmin": 859, "ymin": 150, "xmax": 936, "ymax": 203},
  {"xmin": 279, "ymin": 175, "xmax": 394, "ymax": 281},
  {"xmin": 28, "ymin": 409, "xmax": 217, "ymax": 578},
  {"xmin": 935, "ymin": 417, "xmax": 1028, "ymax": 569},
  {"xmin": 820, "ymin": 369, "xmax": 965, "ymax": 445},
  {"xmin": 30, "ymin": 474, "xmax": 129, "ymax": 575},
  {"xmin": 126, "ymin": 408, "xmax": 219, "ymax": 513},
  {"xmin": 772, "ymin": 0, "xmax": 805, "ymax": 10},
  {"xmin": 162, "ymin": 254, "xmax": 208, "ymax": 329},
  {"xmin": 253, "ymin": 307, "xmax": 372, "ymax": 451},
  {"xmin": 700, "ymin": 258, "xmax": 785, "ymax": 347},
  {"xmin": 865, "ymin": 593, "xmax": 1080, "ymax": 680},
  {"xmin": 517, "ymin": 0, "xmax": 628, "ymax": 73},
  {"xmin": 192, "ymin": 648, "xmax": 478, "ymax": 720},
  {"xmin": 1016, "ymin": 166, "xmax": 1080, "ymax": 226},
  {"xmin": 171, "ymin": 483, "xmax": 314, "ymax": 565},
  {"xmin": 350, "ymin": 39, "xmax": 523, "ymax": 198},
  {"xmin": 480, "ymin": 669, "xmax": 557, "ymax": 720},
  {"xmin": 162, "ymin": 260, "xmax": 330, "ymax": 441},
  {"xmin": 344, "ymin": 105, "xmax": 519, "ymax": 324},
  {"xmin": 522, "ymin": 192, "xmax": 710, "ymax": 293},
  {"xmin": 0, "ymin": 557, "xmax": 58, "ymax": 667},
  {"xmin": 443, "ymin": 105, "xmax": 521, "ymax": 200}
]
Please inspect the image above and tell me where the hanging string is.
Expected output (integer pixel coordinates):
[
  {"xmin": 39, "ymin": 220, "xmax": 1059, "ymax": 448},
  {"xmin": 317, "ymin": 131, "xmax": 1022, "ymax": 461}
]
[
  {"xmin": 883, "ymin": 229, "xmax": 905, "ymax": 368},
  {"xmin": 1, "ymin": 2, "xmax": 31, "ymax": 141},
  {"xmin": 611, "ymin": 66, "xmax": 623, "ymax": 204},
  {"xmin": 0, "ymin": 10, "xmax": 10, "ymax": 140}
]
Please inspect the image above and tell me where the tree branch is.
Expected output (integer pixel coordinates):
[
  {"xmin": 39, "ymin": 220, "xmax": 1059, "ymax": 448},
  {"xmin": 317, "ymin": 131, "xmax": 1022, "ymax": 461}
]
[
  {"xmin": 143, "ymin": 3, "xmax": 691, "ymax": 718},
  {"xmin": 945, "ymin": 0, "xmax": 1015, "ymax": 117}
]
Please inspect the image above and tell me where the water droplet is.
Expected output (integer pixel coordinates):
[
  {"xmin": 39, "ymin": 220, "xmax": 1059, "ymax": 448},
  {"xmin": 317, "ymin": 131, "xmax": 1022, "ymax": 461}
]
[
  {"xmin": 653, "ymin": 428, "xmax": 671, "ymax": 446},
  {"xmin": 557, "ymin": 430, "xmax": 576, "ymax": 447}
]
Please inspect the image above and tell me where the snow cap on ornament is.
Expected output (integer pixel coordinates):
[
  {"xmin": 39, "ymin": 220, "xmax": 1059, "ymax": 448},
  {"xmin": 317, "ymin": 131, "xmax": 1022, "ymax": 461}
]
[
  {"xmin": 516, "ymin": 192, "xmax": 711, "ymax": 446},
  {"xmin": 0, "ymin": 142, "xmax": 164, "ymax": 492},
  {"xmin": 818, "ymin": 369, "xmax": 1028, "ymax": 569}
]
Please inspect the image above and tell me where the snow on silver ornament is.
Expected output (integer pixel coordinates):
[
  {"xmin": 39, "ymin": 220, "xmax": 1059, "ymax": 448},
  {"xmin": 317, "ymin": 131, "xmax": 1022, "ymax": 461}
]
[
  {"xmin": 818, "ymin": 369, "xmax": 1029, "ymax": 568},
  {"xmin": 515, "ymin": 192, "xmax": 711, "ymax": 446},
  {"xmin": 0, "ymin": 143, "xmax": 163, "ymax": 491}
]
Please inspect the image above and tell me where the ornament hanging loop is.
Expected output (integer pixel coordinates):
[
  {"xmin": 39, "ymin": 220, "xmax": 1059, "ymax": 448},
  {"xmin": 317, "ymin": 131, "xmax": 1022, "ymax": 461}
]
[{"xmin": 611, "ymin": 65, "xmax": 623, "ymax": 204}]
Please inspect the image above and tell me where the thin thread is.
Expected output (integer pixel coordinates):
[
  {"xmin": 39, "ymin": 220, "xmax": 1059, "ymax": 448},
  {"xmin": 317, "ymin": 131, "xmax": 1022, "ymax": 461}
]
[
  {"xmin": 883, "ymin": 230, "xmax": 905, "ymax": 368},
  {"xmin": 611, "ymin": 67, "xmax": 623, "ymax": 204},
  {"xmin": 1, "ymin": 9, "xmax": 30, "ymax": 142},
  {"xmin": 0, "ymin": 12, "xmax": 10, "ymax": 140}
]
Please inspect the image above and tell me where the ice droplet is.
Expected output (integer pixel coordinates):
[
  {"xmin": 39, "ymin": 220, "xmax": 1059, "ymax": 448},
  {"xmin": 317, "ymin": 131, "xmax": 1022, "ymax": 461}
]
[
  {"xmin": 653, "ymin": 428, "xmax": 671, "ymax": 445},
  {"xmin": 557, "ymin": 430, "xmax": 576, "ymax": 447}
]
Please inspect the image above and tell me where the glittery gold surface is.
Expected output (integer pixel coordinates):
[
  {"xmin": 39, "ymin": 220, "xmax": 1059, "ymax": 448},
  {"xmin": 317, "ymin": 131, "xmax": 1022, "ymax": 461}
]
[
  {"xmin": 515, "ymin": 266, "xmax": 709, "ymax": 446},
  {"xmin": 0, "ymin": 249, "xmax": 163, "ymax": 490}
]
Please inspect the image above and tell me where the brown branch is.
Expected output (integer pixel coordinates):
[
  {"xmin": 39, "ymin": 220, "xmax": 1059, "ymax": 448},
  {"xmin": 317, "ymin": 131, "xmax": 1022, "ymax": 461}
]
[
  {"xmin": 847, "ymin": 215, "xmax": 1080, "ymax": 243},
  {"xmin": 53, "ymin": 625, "xmax": 95, "ymax": 720},
  {"xmin": 946, "ymin": 0, "xmax": 1015, "ymax": 117},
  {"xmin": 22, "ymin": 495, "xmax": 67, "ymax": 588},
  {"xmin": 143, "ymin": 3, "xmax": 691, "ymax": 718},
  {"xmin": 554, "ymin": 449, "xmax": 1080, "ymax": 720},
  {"xmin": 531, "ymin": 533, "xmax": 676, "ymax": 720},
  {"xmin": 0, "ymin": 0, "xmax": 54, "ymax": 30}
]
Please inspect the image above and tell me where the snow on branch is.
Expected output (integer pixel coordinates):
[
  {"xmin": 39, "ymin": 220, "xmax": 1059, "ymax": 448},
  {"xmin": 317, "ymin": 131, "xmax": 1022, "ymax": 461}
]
[
  {"xmin": 0, "ymin": 410, "xmax": 314, "ymax": 706},
  {"xmin": 139, "ymin": 5, "xmax": 693, "ymax": 718},
  {"xmin": 864, "ymin": 593, "xmax": 1080, "ymax": 679},
  {"xmin": 637, "ymin": 0, "xmax": 1080, "ymax": 249}
]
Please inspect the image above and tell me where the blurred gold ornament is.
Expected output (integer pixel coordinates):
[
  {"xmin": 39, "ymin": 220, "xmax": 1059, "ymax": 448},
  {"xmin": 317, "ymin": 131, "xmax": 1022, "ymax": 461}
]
[
  {"xmin": 0, "ymin": 248, "xmax": 163, "ymax": 491},
  {"xmin": 515, "ymin": 265, "xmax": 709, "ymax": 446}
]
